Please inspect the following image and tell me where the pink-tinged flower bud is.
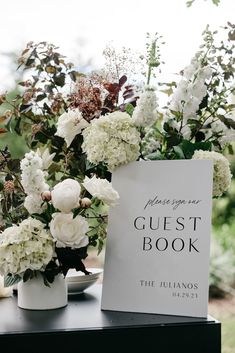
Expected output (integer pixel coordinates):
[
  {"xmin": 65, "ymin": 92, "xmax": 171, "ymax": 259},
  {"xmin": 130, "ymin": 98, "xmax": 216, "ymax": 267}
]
[
  {"xmin": 80, "ymin": 197, "xmax": 92, "ymax": 208},
  {"xmin": 4, "ymin": 180, "xmax": 14, "ymax": 194},
  {"xmin": 41, "ymin": 191, "xmax": 51, "ymax": 201}
]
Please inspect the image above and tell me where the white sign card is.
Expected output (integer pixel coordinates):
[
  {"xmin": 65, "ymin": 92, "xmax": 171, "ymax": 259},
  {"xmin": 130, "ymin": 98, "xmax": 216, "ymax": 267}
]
[{"xmin": 101, "ymin": 160, "xmax": 213, "ymax": 318}]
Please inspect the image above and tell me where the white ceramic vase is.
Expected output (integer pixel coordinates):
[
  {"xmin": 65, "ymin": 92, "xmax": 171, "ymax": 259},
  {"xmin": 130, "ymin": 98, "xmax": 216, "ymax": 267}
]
[{"xmin": 17, "ymin": 274, "xmax": 68, "ymax": 310}]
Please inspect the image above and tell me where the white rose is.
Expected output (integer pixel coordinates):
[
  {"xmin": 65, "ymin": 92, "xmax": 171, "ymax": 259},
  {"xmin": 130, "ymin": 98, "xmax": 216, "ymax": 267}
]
[
  {"xmin": 49, "ymin": 213, "xmax": 89, "ymax": 249},
  {"xmin": 83, "ymin": 175, "xmax": 119, "ymax": 207},
  {"xmin": 55, "ymin": 109, "xmax": 89, "ymax": 147},
  {"xmin": 51, "ymin": 179, "xmax": 81, "ymax": 213}
]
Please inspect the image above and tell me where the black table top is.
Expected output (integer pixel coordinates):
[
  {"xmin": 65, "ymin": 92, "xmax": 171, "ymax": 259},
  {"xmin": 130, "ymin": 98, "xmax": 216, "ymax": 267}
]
[{"xmin": 0, "ymin": 284, "xmax": 217, "ymax": 335}]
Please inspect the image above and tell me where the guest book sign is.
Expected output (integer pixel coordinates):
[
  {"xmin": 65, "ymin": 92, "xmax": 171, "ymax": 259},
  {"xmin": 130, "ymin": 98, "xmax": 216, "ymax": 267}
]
[{"xmin": 101, "ymin": 160, "xmax": 213, "ymax": 317}]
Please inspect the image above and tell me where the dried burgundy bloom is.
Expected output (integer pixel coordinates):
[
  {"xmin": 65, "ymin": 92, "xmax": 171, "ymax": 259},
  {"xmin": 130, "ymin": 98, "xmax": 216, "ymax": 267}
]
[{"xmin": 68, "ymin": 76, "xmax": 103, "ymax": 121}]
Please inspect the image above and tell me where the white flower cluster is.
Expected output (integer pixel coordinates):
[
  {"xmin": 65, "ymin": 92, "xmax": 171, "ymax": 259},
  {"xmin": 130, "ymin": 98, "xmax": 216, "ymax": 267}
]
[
  {"xmin": 83, "ymin": 175, "xmax": 119, "ymax": 207},
  {"xmin": 0, "ymin": 218, "xmax": 54, "ymax": 276},
  {"xmin": 168, "ymin": 52, "xmax": 212, "ymax": 129},
  {"xmin": 132, "ymin": 86, "xmax": 158, "ymax": 127},
  {"xmin": 141, "ymin": 127, "xmax": 161, "ymax": 156},
  {"xmin": 20, "ymin": 149, "xmax": 54, "ymax": 214},
  {"xmin": 192, "ymin": 150, "xmax": 232, "ymax": 197},
  {"xmin": 203, "ymin": 114, "xmax": 235, "ymax": 147},
  {"xmin": 82, "ymin": 111, "xmax": 141, "ymax": 171},
  {"xmin": 55, "ymin": 109, "xmax": 89, "ymax": 147}
]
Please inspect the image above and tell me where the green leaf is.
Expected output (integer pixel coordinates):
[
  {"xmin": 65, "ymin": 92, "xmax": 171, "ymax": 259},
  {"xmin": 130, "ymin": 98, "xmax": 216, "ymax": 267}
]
[
  {"xmin": 5, "ymin": 173, "xmax": 13, "ymax": 181},
  {"xmin": 160, "ymin": 88, "xmax": 174, "ymax": 96},
  {"xmin": 98, "ymin": 238, "xmax": 104, "ymax": 255},
  {"xmin": 7, "ymin": 159, "xmax": 21, "ymax": 173},
  {"xmin": 54, "ymin": 73, "xmax": 65, "ymax": 87},
  {"xmin": 69, "ymin": 71, "xmax": 77, "ymax": 82},
  {"xmin": 195, "ymin": 131, "xmax": 206, "ymax": 142},
  {"xmin": 186, "ymin": 0, "xmax": 194, "ymax": 7},
  {"xmin": 23, "ymin": 269, "xmax": 34, "ymax": 282},
  {"xmin": 180, "ymin": 140, "xmax": 212, "ymax": 159},
  {"xmin": 35, "ymin": 131, "xmax": 48, "ymax": 144},
  {"xmin": 36, "ymin": 93, "xmax": 47, "ymax": 102},
  {"xmin": 19, "ymin": 104, "xmax": 33, "ymax": 113},
  {"xmin": 173, "ymin": 146, "xmax": 185, "ymax": 159},
  {"xmin": 218, "ymin": 115, "xmax": 235, "ymax": 129},
  {"xmin": 228, "ymin": 144, "xmax": 234, "ymax": 155},
  {"xmin": 4, "ymin": 274, "xmax": 21, "ymax": 287},
  {"xmin": 145, "ymin": 150, "xmax": 165, "ymax": 160},
  {"xmin": 25, "ymin": 58, "xmax": 35, "ymax": 67},
  {"xmin": 43, "ymin": 102, "xmax": 52, "ymax": 114},
  {"xmin": 14, "ymin": 117, "xmax": 22, "ymax": 135},
  {"xmin": 228, "ymin": 30, "xmax": 235, "ymax": 41},
  {"xmin": 198, "ymin": 94, "xmax": 209, "ymax": 110},
  {"xmin": 73, "ymin": 208, "xmax": 81, "ymax": 218},
  {"xmin": 125, "ymin": 103, "xmax": 134, "ymax": 116}
]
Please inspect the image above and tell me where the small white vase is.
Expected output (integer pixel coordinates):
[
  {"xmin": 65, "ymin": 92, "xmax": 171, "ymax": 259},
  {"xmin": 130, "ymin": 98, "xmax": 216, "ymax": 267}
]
[{"xmin": 17, "ymin": 274, "xmax": 68, "ymax": 310}]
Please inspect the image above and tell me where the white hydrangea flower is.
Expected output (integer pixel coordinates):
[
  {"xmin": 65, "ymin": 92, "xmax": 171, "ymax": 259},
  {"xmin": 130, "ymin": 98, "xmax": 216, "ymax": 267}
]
[
  {"xmin": 83, "ymin": 175, "xmax": 119, "ymax": 207},
  {"xmin": 49, "ymin": 213, "xmax": 89, "ymax": 249},
  {"xmin": 55, "ymin": 109, "xmax": 89, "ymax": 147},
  {"xmin": 0, "ymin": 218, "xmax": 54, "ymax": 276},
  {"xmin": 192, "ymin": 150, "xmax": 232, "ymax": 197},
  {"xmin": 132, "ymin": 86, "xmax": 158, "ymax": 127},
  {"xmin": 82, "ymin": 111, "xmax": 140, "ymax": 171}
]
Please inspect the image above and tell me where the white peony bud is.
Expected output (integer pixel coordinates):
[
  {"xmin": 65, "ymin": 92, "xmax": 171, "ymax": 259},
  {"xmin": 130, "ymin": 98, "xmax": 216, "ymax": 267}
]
[
  {"xmin": 80, "ymin": 197, "xmax": 92, "ymax": 208},
  {"xmin": 41, "ymin": 191, "xmax": 52, "ymax": 201}
]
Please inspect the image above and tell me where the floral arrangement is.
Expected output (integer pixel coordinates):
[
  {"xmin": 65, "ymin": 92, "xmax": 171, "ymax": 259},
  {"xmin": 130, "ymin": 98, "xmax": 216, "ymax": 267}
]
[
  {"xmin": 0, "ymin": 149, "xmax": 119, "ymax": 286},
  {"xmin": 0, "ymin": 23, "xmax": 235, "ymax": 288}
]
